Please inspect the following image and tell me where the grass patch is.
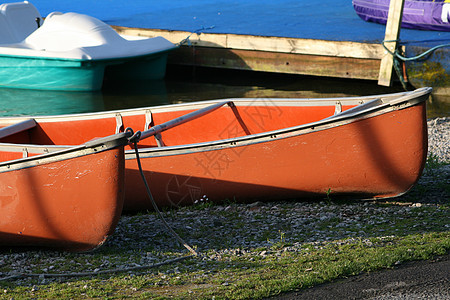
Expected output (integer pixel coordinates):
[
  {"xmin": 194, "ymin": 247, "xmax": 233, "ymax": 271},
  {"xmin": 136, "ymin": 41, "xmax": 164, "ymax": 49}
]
[{"xmin": 1, "ymin": 232, "xmax": 448, "ymax": 299}]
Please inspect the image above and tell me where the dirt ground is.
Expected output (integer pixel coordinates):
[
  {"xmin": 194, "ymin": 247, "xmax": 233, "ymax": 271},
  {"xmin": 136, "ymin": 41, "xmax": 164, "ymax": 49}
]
[{"xmin": 272, "ymin": 253, "xmax": 449, "ymax": 300}]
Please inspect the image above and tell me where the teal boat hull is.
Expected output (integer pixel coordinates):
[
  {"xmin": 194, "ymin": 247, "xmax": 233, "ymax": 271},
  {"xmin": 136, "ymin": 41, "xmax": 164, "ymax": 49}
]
[
  {"xmin": 105, "ymin": 52, "xmax": 170, "ymax": 81},
  {"xmin": 0, "ymin": 55, "xmax": 105, "ymax": 91},
  {"xmin": 0, "ymin": 51, "xmax": 171, "ymax": 91}
]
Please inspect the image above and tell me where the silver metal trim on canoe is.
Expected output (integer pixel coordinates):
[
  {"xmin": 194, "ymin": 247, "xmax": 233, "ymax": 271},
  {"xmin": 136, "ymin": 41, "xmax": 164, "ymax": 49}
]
[
  {"xmin": 124, "ymin": 88, "xmax": 431, "ymax": 159},
  {"xmin": 0, "ymin": 131, "xmax": 131, "ymax": 173}
]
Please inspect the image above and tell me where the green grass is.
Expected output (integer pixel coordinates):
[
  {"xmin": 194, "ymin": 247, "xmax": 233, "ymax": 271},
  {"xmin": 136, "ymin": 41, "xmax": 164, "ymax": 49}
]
[{"xmin": 1, "ymin": 232, "xmax": 448, "ymax": 300}]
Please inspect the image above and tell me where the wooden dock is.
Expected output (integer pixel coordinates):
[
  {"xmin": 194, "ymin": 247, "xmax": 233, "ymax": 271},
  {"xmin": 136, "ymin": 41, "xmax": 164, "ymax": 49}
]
[
  {"xmin": 114, "ymin": 26, "xmax": 449, "ymax": 97},
  {"xmin": 114, "ymin": 26, "xmax": 385, "ymax": 82}
]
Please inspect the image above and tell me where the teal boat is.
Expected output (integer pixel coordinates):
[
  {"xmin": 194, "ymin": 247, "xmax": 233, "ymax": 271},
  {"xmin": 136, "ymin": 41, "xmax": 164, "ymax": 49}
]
[{"xmin": 0, "ymin": 1, "xmax": 176, "ymax": 91}]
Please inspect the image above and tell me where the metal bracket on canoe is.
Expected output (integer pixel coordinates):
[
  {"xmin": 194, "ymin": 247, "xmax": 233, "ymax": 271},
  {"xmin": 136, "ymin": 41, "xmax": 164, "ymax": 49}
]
[
  {"xmin": 22, "ymin": 148, "xmax": 28, "ymax": 158},
  {"xmin": 144, "ymin": 109, "xmax": 165, "ymax": 147},
  {"xmin": 115, "ymin": 113, "xmax": 124, "ymax": 134},
  {"xmin": 334, "ymin": 101, "xmax": 342, "ymax": 115},
  {"xmin": 154, "ymin": 133, "xmax": 165, "ymax": 147},
  {"xmin": 144, "ymin": 110, "xmax": 153, "ymax": 130}
]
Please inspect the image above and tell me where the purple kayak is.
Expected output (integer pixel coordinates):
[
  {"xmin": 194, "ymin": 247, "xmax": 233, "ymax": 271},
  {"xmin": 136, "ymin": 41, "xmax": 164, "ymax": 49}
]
[{"xmin": 353, "ymin": 0, "xmax": 450, "ymax": 31}]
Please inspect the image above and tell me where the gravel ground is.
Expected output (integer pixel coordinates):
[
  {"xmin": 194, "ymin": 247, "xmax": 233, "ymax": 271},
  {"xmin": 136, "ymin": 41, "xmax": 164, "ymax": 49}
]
[
  {"xmin": 0, "ymin": 117, "xmax": 448, "ymax": 289},
  {"xmin": 427, "ymin": 117, "xmax": 449, "ymax": 163}
]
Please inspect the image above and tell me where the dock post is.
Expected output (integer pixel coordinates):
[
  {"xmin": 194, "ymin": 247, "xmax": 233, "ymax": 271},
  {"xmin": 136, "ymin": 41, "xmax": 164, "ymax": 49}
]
[{"xmin": 378, "ymin": 0, "xmax": 405, "ymax": 86}]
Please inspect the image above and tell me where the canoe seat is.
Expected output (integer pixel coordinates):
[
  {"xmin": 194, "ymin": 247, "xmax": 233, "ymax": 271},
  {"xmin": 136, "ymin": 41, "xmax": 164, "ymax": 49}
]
[{"xmin": 0, "ymin": 119, "xmax": 37, "ymax": 140}]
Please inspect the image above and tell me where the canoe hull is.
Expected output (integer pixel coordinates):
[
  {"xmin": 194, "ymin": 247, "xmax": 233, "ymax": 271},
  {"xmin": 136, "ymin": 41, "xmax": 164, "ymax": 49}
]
[
  {"xmin": 124, "ymin": 101, "xmax": 427, "ymax": 210},
  {"xmin": 0, "ymin": 147, "xmax": 125, "ymax": 251}
]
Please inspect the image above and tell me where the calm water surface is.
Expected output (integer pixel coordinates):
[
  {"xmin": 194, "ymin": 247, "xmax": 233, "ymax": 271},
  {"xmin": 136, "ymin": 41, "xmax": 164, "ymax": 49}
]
[{"xmin": 0, "ymin": 67, "xmax": 447, "ymax": 118}]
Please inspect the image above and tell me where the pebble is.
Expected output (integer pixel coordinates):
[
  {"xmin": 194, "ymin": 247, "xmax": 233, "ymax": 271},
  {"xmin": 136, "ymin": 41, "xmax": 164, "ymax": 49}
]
[{"xmin": 427, "ymin": 117, "xmax": 449, "ymax": 162}]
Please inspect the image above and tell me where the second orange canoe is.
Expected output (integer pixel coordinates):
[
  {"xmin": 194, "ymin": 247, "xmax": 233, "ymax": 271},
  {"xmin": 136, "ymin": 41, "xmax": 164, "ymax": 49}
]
[{"xmin": 0, "ymin": 88, "xmax": 431, "ymax": 212}]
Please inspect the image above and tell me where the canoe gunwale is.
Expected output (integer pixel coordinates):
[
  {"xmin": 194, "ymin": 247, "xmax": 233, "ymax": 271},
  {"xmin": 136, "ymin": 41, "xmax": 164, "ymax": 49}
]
[
  {"xmin": 124, "ymin": 87, "xmax": 431, "ymax": 159},
  {"xmin": 0, "ymin": 131, "xmax": 131, "ymax": 172}
]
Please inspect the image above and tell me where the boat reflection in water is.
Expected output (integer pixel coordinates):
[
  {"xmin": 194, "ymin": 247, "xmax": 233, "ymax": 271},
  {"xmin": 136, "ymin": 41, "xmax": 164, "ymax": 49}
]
[
  {"xmin": 0, "ymin": 87, "xmax": 105, "ymax": 116},
  {"xmin": 0, "ymin": 79, "xmax": 171, "ymax": 117}
]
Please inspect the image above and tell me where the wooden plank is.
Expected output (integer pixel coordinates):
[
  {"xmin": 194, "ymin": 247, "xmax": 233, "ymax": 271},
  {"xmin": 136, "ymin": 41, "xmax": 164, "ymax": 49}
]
[
  {"xmin": 169, "ymin": 47, "xmax": 381, "ymax": 80},
  {"xmin": 113, "ymin": 26, "xmax": 384, "ymax": 60},
  {"xmin": 378, "ymin": 0, "xmax": 405, "ymax": 86},
  {"xmin": 225, "ymin": 35, "xmax": 384, "ymax": 60},
  {"xmin": 113, "ymin": 26, "xmax": 383, "ymax": 80}
]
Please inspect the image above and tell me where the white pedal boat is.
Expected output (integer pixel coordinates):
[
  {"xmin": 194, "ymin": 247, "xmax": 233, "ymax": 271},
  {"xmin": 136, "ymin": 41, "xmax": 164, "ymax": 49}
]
[{"xmin": 0, "ymin": 1, "xmax": 176, "ymax": 91}]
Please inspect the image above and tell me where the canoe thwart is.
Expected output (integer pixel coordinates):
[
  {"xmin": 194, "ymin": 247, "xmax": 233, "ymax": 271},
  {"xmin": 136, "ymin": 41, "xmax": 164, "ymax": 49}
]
[
  {"xmin": 85, "ymin": 129, "xmax": 134, "ymax": 149},
  {"xmin": 0, "ymin": 119, "xmax": 36, "ymax": 139},
  {"xmin": 130, "ymin": 100, "xmax": 234, "ymax": 142}
]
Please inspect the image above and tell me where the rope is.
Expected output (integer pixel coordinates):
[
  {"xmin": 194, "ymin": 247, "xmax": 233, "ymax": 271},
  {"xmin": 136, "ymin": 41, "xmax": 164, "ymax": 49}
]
[
  {"xmin": 126, "ymin": 128, "xmax": 198, "ymax": 256},
  {"xmin": 393, "ymin": 54, "xmax": 409, "ymax": 90},
  {"xmin": 132, "ymin": 141, "xmax": 198, "ymax": 257},
  {"xmin": 0, "ymin": 129, "xmax": 199, "ymax": 282},
  {"xmin": 177, "ymin": 25, "xmax": 216, "ymax": 46},
  {"xmin": 0, "ymin": 256, "xmax": 193, "ymax": 282},
  {"xmin": 382, "ymin": 39, "xmax": 450, "ymax": 61},
  {"xmin": 381, "ymin": 39, "xmax": 450, "ymax": 90}
]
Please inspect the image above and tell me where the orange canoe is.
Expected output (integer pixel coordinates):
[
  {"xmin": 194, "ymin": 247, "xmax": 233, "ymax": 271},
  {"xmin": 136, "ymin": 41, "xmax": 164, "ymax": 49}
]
[
  {"xmin": 0, "ymin": 127, "xmax": 131, "ymax": 251},
  {"xmin": 0, "ymin": 88, "xmax": 431, "ymax": 212}
]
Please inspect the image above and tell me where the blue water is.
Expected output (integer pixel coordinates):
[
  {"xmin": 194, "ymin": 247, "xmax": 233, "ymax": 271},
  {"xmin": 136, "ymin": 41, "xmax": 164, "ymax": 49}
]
[
  {"xmin": 2, "ymin": 0, "xmax": 449, "ymax": 44},
  {"xmin": 0, "ymin": 1, "xmax": 448, "ymax": 118}
]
